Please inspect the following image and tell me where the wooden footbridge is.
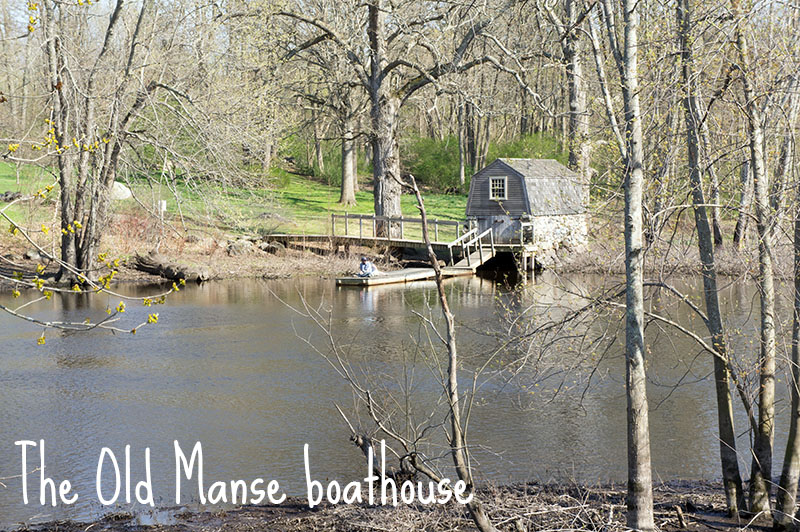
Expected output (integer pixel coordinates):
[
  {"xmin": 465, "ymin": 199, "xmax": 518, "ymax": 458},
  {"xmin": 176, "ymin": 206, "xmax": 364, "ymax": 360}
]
[{"xmin": 263, "ymin": 213, "xmax": 539, "ymax": 287}]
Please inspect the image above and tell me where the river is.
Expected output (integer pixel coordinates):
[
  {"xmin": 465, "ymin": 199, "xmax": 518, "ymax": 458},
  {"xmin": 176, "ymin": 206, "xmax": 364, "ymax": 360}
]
[{"xmin": 0, "ymin": 273, "xmax": 790, "ymax": 526}]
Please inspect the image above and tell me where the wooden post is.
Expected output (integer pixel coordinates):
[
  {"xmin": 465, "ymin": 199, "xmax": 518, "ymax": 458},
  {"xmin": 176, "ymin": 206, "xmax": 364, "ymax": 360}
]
[
  {"xmin": 359, "ymin": 217, "xmax": 363, "ymax": 239},
  {"xmin": 372, "ymin": 217, "xmax": 376, "ymax": 237},
  {"xmin": 344, "ymin": 212, "xmax": 349, "ymax": 236},
  {"xmin": 434, "ymin": 220, "xmax": 439, "ymax": 242},
  {"xmin": 331, "ymin": 213, "xmax": 336, "ymax": 236},
  {"xmin": 400, "ymin": 218, "xmax": 404, "ymax": 240}
]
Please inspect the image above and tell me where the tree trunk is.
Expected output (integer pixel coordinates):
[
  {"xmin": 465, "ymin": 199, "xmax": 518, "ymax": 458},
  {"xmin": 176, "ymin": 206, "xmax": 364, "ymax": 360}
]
[
  {"xmin": 564, "ymin": 0, "xmax": 591, "ymax": 197},
  {"xmin": 42, "ymin": 0, "xmax": 77, "ymax": 280},
  {"xmin": 19, "ymin": 20, "xmax": 31, "ymax": 129},
  {"xmin": 340, "ymin": 116, "xmax": 356, "ymax": 206},
  {"xmin": 465, "ymin": 101, "xmax": 477, "ymax": 169},
  {"xmin": 769, "ymin": 75, "xmax": 799, "ymax": 240},
  {"xmin": 472, "ymin": 107, "xmax": 482, "ymax": 170},
  {"xmin": 775, "ymin": 132, "xmax": 800, "ymax": 530},
  {"xmin": 368, "ymin": 0, "xmax": 402, "ymax": 236},
  {"xmin": 588, "ymin": 15, "xmax": 626, "ymax": 161},
  {"xmin": 733, "ymin": 0, "xmax": 777, "ymax": 516},
  {"xmin": 370, "ymin": 99, "xmax": 403, "ymax": 233},
  {"xmin": 264, "ymin": 142, "xmax": 273, "ymax": 170},
  {"xmin": 700, "ymin": 121, "xmax": 724, "ymax": 246},
  {"xmin": 477, "ymin": 115, "xmax": 490, "ymax": 171},
  {"xmin": 313, "ymin": 110, "xmax": 325, "ymax": 175},
  {"xmin": 678, "ymin": 0, "xmax": 745, "ymax": 514},
  {"xmin": 776, "ymin": 133, "xmax": 800, "ymax": 531},
  {"xmin": 618, "ymin": 0, "xmax": 655, "ymax": 528},
  {"xmin": 733, "ymin": 160, "xmax": 753, "ymax": 250},
  {"xmin": 774, "ymin": 23, "xmax": 800, "ymax": 530},
  {"xmin": 133, "ymin": 252, "xmax": 209, "ymax": 282},
  {"xmin": 458, "ymin": 104, "xmax": 466, "ymax": 188},
  {"xmin": 520, "ymin": 87, "xmax": 529, "ymax": 136},
  {"xmin": 353, "ymin": 141, "xmax": 360, "ymax": 193}
]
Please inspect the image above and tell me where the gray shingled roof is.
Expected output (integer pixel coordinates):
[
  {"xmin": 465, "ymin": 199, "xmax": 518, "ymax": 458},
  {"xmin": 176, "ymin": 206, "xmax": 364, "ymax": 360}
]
[{"xmin": 498, "ymin": 158, "xmax": 585, "ymax": 216}]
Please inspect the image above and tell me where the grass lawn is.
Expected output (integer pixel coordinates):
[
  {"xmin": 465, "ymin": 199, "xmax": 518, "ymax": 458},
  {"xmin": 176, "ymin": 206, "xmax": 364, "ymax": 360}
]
[
  {"xmin": 0, "ymin": 163, "xmax": 59, "ymax": 231},
  {"xmin": 272, "ymin": 169, "xmax": 466, "ymax": 237},
  {"xmin": 0, "ymin": 162, "xmax": 468, "ymax": 241}
]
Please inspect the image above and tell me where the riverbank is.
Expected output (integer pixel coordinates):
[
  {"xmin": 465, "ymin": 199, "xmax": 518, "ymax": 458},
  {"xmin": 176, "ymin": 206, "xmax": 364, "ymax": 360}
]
[
  {"xmin": 0, "ymin": 162, "xmax": 793, "ymax": 288},
  {"xmin": 561, "ymin": 212, "xmax": 795, "ymax": 282},
  {"xmin": 15, "ymin": 481, "xmax": 759, "ymax": 532},
  {"xmin": 0, "ymin": 226, "xmax": 405, "ymax": 289},
  {"xmin": 1, "ymin": 189, "xmax": 793, "ymax": 290},
  {"xmin": 0, "ymin": 222, "xmax": 786, "ymax": 292}
]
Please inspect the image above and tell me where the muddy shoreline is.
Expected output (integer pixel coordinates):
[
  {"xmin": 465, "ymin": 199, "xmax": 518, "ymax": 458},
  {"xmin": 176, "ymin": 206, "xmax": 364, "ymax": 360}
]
[
  {"xmin": 0, "ymin": 236, "xmax": 780, "ymax": 294},
  {"xmin": 11, "ymin": 481, "xmax": 765, "ymax": 532}
]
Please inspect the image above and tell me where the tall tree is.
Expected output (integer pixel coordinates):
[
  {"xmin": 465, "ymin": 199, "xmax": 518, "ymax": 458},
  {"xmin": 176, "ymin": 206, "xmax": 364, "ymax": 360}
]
[
  {"xmin": 601, "ymin": 0, "xmax": 655, "ymax": 528},
  {"xmin": 540, "ymin": 0, "xmax": 592, "ymax": 192},
  {"xmin": 41, "ymin": 0, "xmax": 155, "ymax": 281},
  {"xmin": 279, "ymin": 0, "xmax": 510, "ymax": 235},
  {"xmin": 677, "ymin": 0, "xmax": 745, "ymax": 514},
  {"xmin": 773, "ymin": 6, "xmax": 800, "ymax": 528},
  {"xmin": 776, "ymin": 109, "xmax": 800, "ymax": 529},
  {"xmin": 731, "ymin": 0, "xmax": 777, "ymax": 516}
]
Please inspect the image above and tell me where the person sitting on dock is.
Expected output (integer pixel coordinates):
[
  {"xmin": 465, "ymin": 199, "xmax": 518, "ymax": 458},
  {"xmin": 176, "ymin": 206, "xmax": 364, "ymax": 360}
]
[{"xmin": 358, "ymin": 257, "xmax": 380, "ymax": 277}]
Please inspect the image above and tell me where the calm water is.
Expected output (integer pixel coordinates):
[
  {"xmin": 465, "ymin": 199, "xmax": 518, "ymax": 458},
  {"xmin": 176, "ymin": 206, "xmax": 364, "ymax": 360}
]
[{"xmin": 0, "ymin": 273, "xmax": 791, "ymax": 526}]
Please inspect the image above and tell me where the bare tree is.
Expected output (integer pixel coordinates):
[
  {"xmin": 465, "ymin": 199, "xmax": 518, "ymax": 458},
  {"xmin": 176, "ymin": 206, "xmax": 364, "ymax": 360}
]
[
  {"xmin": 774, "ymin": 6, "xmax": 800, "ymax": 528},
  {"xmin": 37, "ymin": 0, "xmax": 157, "ymax": 281},
  {"xmin": 278, "ymin": 0, "xmax": 515, "ymax": 235},
  {"xmin": 776, "ymin": 123, "xmax": 800, "ymax": 529},
  {"xmin": 731, "ymin": 0, "xmax": 778, "ymax": 515},
  {"xmin": 599, "ymin": 0, "xmax": 655, "ymax": 528},
  {"xmin": 677, "ymin": 0, "xmax": 745, "ymax": 514},
  {"xmin": 539, "ymin": 0, "xmax": 592, "ymax": 191}
]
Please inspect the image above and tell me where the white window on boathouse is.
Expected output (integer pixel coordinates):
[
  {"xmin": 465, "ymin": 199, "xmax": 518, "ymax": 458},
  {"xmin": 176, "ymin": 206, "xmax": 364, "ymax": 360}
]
[{"xmin": 489, "ymin": 176, "xmax": 507, "ymax": 200}]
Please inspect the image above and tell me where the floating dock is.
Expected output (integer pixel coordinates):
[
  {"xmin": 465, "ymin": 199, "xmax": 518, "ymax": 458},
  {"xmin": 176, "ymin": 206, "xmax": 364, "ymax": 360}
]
[{"xmin": 336, "ymin": 266, "xmax": 477, "ymax": 287}]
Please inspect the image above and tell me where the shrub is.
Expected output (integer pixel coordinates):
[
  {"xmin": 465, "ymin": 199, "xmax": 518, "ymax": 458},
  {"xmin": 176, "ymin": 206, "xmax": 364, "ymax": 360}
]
[
  {"xmin": 487, "ymin": 133, "xmax": 567, "ymax": 165},
  {"xmin": 402, "ymin": 135, "xmax": 469, "ymax": 191},
  {"xmin": 401, "ymin": 133, "xmax": 567, "ymax": 191},
  {"xmin": 279, "ymin": 134, "xmax": 370, "ymax": 186}
]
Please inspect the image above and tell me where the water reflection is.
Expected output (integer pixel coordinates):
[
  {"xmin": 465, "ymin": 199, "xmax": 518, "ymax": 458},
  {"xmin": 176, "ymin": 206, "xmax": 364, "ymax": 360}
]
[{"xmin": 0, "ymin": 273, "xmax": 791, "ymax": 526}]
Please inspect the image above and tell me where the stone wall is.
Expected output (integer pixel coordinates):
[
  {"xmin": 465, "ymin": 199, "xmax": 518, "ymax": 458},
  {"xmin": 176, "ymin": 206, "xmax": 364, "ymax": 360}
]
[{"xmin": 534, "ymin": 213, "xmax": 588, "ymax": 252}]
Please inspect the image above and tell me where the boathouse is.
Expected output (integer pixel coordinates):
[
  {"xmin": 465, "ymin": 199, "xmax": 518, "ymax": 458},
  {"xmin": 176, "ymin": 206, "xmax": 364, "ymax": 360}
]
[{"xmin": 465, "ymin": 158, "xmax": 588, "ymax": 251}]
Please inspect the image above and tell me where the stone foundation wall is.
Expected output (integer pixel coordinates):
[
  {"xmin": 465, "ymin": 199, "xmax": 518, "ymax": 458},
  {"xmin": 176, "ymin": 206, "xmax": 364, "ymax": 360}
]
[{"xmin": 534, "ymin": 213, "xmax": 588, "ymax": 252}]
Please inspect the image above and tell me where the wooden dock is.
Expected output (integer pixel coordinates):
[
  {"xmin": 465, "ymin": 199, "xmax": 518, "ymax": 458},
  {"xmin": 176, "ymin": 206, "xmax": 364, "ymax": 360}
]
[
  {"xmin": 336, "ymin": 243, "xmax": 497, "ymax": 287},
  {"xmin": 263, "ymin": 212, "xmax": 540, "ymax": 284},
  {"xmin": 336, "ymin": 266, "xmax": 477, "ymax": 287}
]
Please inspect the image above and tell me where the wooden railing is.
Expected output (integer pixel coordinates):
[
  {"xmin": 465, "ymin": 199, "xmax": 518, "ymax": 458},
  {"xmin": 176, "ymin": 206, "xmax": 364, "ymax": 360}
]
[
  {"xmin": 331, "ymin": 213, "xmax": 463, "ymax": 242},
  {"xmin": 446, "ymin": 228, "xmax": 476, "ymax": 265},
  {"xmin": 455, "ymin": 227, "xmax": 495, "ymax": 268}
]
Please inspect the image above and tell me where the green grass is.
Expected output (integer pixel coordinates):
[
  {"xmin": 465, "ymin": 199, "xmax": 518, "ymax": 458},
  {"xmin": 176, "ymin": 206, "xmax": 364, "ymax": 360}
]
[
  {"xmin": 0, "ymin": 162, "xmax": 467, "ymax": 240},
  {"xmin": 0, "ymin": 163, "xmax": 58, "ymax": 228},
  {"xmin": 270, "ymin": 168, "xmax": 466, "ymax": 237}
]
